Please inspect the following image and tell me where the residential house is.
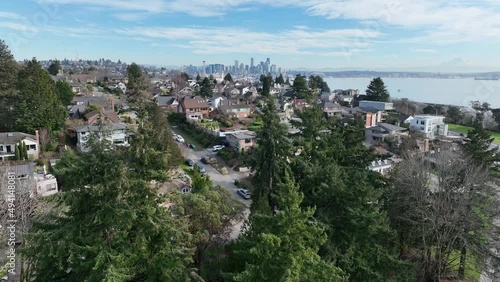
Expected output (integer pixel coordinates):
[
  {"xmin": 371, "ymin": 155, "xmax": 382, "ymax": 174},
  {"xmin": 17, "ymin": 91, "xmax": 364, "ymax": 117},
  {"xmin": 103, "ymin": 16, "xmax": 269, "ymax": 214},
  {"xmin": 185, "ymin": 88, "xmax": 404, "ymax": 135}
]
[
  {"xmin": 84, "ymin": 110, "xmax": 120, "ymax": 125},
  {"xmin": 69, "ymin": 74, "xmax": 96, "ymax": 83},
  {"xmin": 0, "ymin": 132, "xmax": 40, "ymax": 161},
  {"xmin": 178, "ymin": 96, "xmax": 210, "ymax": 120},
  {"xmin": 73, "ymin": 95, "xmax": 115, "ymax": 112},
  {"xmin": 359, "ymin": 101, "xmax": 394, "ymax": 111},
  {"xmin": 368, "ymin": 159, "xmax": 393, "ymax": 175},
  {"xmin": 67, "ymin": 105, "xmax": 87, "ymax": 119},
  {"xmin": 320, "ymin": 92, "xmax": 335, "ymax": 102},
  {"xmin": 208, "ymin": 95, "xmax": 225, "ymax": 109},
  {"xmin": 5, "ymin": 163, "xmax": 59, "ymax": 196},
  {"xmin": 345, "ymin": 107, "xmax": 383, "ymax": 127},
  {"xmin": 178, "ymin": 87, "xmax": 195, "ymax": 97},
  {"xmin": 365, "ymin": 123, "xmax": 408, "ymax": 144},
  {"xmin": 220, "ymin": 101, "xmax": 252, "ymax": 119},
  {"xmin": 69, "ymin": 82, "xmax": 83, "ymax": 94},
  {"xmin": 409, "ymin": 115, "xmax": 448, "ymax": 139},
  {"xmin": 387, "ymin": 112, "xmax": 413, "ymax": 125},
  {"xmin": 320, "ymin": 101, "xmax": 343, "ymax": 118},
  {"xmin": 156, "ymin": 96, "xmax": 179, "ymax": 111},
  {"xmin": 74, "ymin": 123, "xmax": 128, "ymax": 152},
  {"xmin": 338, "ymin": 94, "xmax": 355, "ymax": 106},
  {"xmin": 292, "ymin": 98, "xmax": 309, "ymax": 111},
  {"xmin": 226, "ymin": 131, "xmax": 257, "ymax": 152}
]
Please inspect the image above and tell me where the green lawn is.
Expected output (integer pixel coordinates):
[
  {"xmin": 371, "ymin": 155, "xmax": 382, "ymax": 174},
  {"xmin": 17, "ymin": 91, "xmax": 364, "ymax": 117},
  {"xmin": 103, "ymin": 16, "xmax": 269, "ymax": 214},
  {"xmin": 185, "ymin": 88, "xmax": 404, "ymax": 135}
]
[
  {"xmin": 180, "ymin": 163, "xmax": 195, "ymax": 178},
  {"xmin": 448, "ymin": 123, "xmax": 500, "ymax": 143}
]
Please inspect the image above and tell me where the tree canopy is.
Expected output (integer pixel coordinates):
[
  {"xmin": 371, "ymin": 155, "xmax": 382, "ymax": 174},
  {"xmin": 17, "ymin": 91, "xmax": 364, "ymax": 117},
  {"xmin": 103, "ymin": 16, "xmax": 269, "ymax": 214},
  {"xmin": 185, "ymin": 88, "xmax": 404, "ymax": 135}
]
[
  {"xmin": 15, "ymin": 59, "xmax": 66, "ymax": 133},
  {"xmin": 199, "ymin": 77, "xmax": 213, "ymax": 97},
  {"xmin": 0, "ymin": 39, "xmax": 19, "ymax": 131},
  {"xmin": 292, "ymin": 74, "xmax": 311, "ymax": 100},
  {"xmin": 55, "ymin": 80, "xmax": 75, "ymax": 106},
  {"xmin": 365, "ymin": 77, "xmax": 390, "ymax": 102},
  {"xmin": 47, "ymin": 60, "xmax": 61, "ymax": 76}
]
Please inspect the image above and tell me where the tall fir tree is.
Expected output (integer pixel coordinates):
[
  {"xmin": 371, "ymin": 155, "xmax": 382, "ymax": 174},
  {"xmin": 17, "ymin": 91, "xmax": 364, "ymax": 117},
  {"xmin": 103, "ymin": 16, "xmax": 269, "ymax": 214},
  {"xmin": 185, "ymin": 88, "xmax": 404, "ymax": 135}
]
[
  {"xmin": 366, "ymin": 77, "xmax": 390, "ymax": 102},
  {"xmin": 16, "ymin": 59, "xmax": 66, "ymax": 133},
  {"xmin": 55, "ymin": 80, "xmax": 75, "ymax": 106},
  {"xmin": 228, "ymin": 176, "xmax": 345, "ymax": 282},
  {"xmin": 250, "ymin": 99, "xmax": 292, "ymax": 213},
  {"xmin": 0, "ymin": 39, "xmax": 19, "ymax": 131},
  {"xmin": 25, "ymin": 143, "xmax": 195, "ymax": 281},
  {"xmin": 462, "ymin": 112, "xmax": 499, "ymax": 169}
]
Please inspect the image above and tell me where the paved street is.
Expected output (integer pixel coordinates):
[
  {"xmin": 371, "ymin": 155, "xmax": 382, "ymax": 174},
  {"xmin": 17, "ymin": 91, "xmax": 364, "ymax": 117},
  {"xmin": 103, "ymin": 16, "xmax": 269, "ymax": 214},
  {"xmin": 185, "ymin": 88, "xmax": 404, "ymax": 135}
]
[{"xmin": 173, "ymin": 135, "xmax": 252, "ymax": 239}]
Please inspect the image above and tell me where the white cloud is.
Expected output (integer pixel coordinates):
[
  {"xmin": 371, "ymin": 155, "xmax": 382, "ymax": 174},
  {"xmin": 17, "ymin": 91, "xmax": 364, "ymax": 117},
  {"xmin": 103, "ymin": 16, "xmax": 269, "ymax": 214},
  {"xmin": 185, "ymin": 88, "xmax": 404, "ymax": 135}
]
[
  {"xmin": 412, "ymin": 48, "xmax": 437, "ymax": 53},
  {"xmin": 117, "ymin": 26, "xmax": 380, "ymax": 56},
  {"xmin": 0, "ymin": 12, "xmax": 23, "ymax": 20},
  {"xmin": 35, "ymin": 0, "xmax": 500, "ymax": 44}
]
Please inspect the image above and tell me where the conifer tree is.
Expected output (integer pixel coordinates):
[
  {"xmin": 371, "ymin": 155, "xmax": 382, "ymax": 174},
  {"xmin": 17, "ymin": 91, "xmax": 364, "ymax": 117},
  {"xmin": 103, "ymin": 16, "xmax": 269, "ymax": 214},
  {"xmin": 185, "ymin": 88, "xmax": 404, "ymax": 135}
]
[
  {"xmin": 22, "ymin": 141, "xmax": 28, "ymax": 160},
  {"xmin": 16, "ymin": 59, "xmax": 66, "ymax": 132},
  {"xmin": 365, "ymin": 77, "xmax": 390, "ymax": 102},
  {"xmin": 462, "ymin": 112, "xmax": 499, "ymax": 169},
  {"xmin": 25, "ymin": 143, "xmax": 195, "ymax": 281},
  {"xmin": 250, "ymin": 99, "xmax": 291, "ymax": 213},
  {"xmin": 0, "ymin": 39, "xmax": 19, "ymax": 131},
  {"xmin": 14, "ymin": 143, "xmax": 20, "ymax": 160},
  {"xmin": 229, "ymin": 176, "xmax": 344, "ymax": 281}
]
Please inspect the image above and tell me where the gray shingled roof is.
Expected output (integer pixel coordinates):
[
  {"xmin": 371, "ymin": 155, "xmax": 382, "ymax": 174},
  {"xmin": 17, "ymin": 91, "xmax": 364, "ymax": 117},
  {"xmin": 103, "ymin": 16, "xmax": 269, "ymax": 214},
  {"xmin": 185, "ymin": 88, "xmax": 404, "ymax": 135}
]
[
  {"xmin": 156, "ymin": 96, "xmax": 177, "ymax": 106},
  {"xmin": 377, "ymin": 123, "xmax": 407, "ymax": 132},
  {"xmin": 74, "ymin": 123, "xmax": 127, "ymax": 133},
  {"xmin": 0, "ymin": 132, "xmax": 36, "ymax": 144}
]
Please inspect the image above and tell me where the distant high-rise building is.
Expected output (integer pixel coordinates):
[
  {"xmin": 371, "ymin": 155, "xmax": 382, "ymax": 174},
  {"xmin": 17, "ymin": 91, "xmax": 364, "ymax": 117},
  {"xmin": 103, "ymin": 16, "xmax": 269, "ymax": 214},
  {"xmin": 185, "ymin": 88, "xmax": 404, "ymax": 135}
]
[
  {"xmin": 250, "ymin": 57, "xmax": 254, "ymax": 68},
  {"xmin": 234, "ymin": 60, "xmax": 239, "ymax": 70},
  {"xmin": 266, "ymin": 58, "xmax": 270, "ymax": 65},
  {"xmin": 202, "ymin": 61, "xmax": 206, "ymax": 77}
]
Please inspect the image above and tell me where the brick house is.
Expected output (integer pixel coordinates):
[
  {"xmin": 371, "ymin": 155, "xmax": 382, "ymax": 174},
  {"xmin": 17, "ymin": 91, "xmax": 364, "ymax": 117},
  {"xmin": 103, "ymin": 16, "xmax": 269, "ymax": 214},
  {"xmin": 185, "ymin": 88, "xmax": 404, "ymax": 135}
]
[{"xmin": 178, "ymin": 97, "xmax": 210, "ymax": 120}]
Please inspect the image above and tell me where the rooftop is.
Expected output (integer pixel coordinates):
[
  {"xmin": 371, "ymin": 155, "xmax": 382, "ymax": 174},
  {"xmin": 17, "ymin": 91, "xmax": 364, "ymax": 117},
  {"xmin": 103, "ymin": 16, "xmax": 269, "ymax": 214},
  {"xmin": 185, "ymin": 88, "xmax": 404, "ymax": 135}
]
[
  {"xmin": 0, "ymin": 132, "xmax": 37, "ymax": 144},
  {"xmin": 74, "ymin": 123, "xmax": 127, "ymax": 133},
  {"xmin": 229, "ymin": 131, "xmax": 257, "ymax": 140}
]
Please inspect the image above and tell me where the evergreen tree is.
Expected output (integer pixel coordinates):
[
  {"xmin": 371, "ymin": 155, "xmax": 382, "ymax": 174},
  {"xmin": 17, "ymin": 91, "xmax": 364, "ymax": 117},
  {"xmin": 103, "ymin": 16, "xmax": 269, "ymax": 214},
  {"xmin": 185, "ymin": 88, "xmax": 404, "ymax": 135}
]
[
  {"xmin": 290, "ymin": 108, "xmax": 404, "ymax": 280},
  {"xmin": 25, "ymin": 144, "xmax": 195, "ymax": 281},
  {"xmin": 55, "ymin": 80, "xmax": 75, "ymax": 106},
  {"xmin": 47, "ymin": 60, "xmax": 61, "ymax": 76},
  {"xmin": 196, "ymin": 74, "xmax": 201, "ymax": 82},
  {"xmin": 292, "ymin": 74, "xmax": 311, "ymax": 100},
  {"xmin": 199, "ymin": 77, "xmax": 213, "ymax": 97},
  {"xmin": 446, "ymin": 105, "xmax": 463, "ymax": 124},
  {"xmin": 14, "ymin": 143, "xmax": 20, "ymax": 160},
  {"xmin": 22, "ymin": 141, "xmax": 28, "ymax": 160},
  {"xmin": 0, "ymin": 39, "xmax": 20, "ymax": 131},
  {"xmin": 224, "ymin": 73, "xmax": 233, "ymax": 83},
  {"xmin": 462, "ymin": 112, "xmax": 500, "ymax": 169},
  {"xmin": 260, "ymin": 74, "xmax": 272, "ymax": 97},
  {"xmin": 16, "ymin": 59, "xmax": 66, "ymax": 133},
  {"xmin": 128, "ymin": 102, "xmax": 183, "ymax": 182},
  {"xmin": 250, "ymin": 99, "xmax": 291, "ymax": 213},
  {"xmin": 366, "ymin": 77, "xmax": 390, "ymax": 102},
  {"xmin": 275, "ymin": 73, "xmax": 284, "ymax": 85},
  {"xmin": 126, "ymin": 62, "xmax": 149, "ymax": 103},
  {"xmin": 229, "ymin": 177, "xmax": 345, "ymax": 281}
]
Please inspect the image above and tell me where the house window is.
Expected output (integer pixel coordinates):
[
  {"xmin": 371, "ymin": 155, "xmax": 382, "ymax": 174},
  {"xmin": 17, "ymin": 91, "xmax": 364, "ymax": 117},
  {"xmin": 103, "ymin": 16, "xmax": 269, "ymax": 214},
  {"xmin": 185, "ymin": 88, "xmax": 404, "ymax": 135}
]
[
  {"xmin": 420, "ymin": 121, "xmax": 425, "ymax": 125},
  {"xmin": 6, "ymin": 145, "xmax": 12, "ymax": 153},
  {"xmin": 29, "ymin": 145, "xmax": 36, "ymax": 150},
  {"xmin": 244, "ymin": 139, "xmax": 252, "ymax": 144},
  {"xmin": 46, "ymin": 183, "xmax": 57, "ymax": 191},
  {"xmin": 0, "ymin": 145, "xmax": 2, "ymax": 152}
]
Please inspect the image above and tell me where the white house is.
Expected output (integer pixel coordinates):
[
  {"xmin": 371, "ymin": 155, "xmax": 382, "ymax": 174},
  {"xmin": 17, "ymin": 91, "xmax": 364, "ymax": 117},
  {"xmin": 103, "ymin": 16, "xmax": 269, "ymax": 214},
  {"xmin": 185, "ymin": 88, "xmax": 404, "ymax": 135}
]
[
  {"xmin": 74, "ymin": 124, "xmax": 128, "ymax": 152},
  {"xmin": 208, "ymin": 96, "xmax": 226, "ymax": 109},
  {"xmin": 359, "ymin": 101, "xmax": 394, "ymax": 111},
  {"xmin": 0, "ymin": 132, "xmax": 40, "ymax": 161},
  {"xmin": 368, "ymin": 159, "xmax": 393, "ymax": 175},
  {"xmin": 409, "ymin": 115, "xmax": 448, "ymax": 139},
  {"xmin": 5, "ymin": 163, "xmax": 58, "ymax": 197}
]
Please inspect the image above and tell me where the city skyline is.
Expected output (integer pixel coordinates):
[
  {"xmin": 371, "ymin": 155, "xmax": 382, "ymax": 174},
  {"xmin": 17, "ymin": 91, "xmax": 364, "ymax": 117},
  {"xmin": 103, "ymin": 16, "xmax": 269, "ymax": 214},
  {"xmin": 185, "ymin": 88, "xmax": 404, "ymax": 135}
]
[{"xmin": 1, "ymin": 1, "xmax": 500, "ymax": 72}]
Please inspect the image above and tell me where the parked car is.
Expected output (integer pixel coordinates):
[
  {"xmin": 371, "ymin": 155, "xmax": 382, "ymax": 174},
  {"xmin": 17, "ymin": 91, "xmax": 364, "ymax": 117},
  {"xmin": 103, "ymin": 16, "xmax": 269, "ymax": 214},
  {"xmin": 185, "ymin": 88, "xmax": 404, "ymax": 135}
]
[
  {"xmin": 237, "ymin": 189, "xmax": 251, "ymax": 200},
  {"xmin": 201, "ymin": 156, "xmax": 217, "ymax": 164},
  {"xmin": 175, "ymin": 135, "xmax": 185, "ymax": 143},
  {"xmin": 185, "ymin": 159, "xmax": 194, "ymax": 167},
  {"xmin": 196, "ymin": 163, "xmax": 206, "ymax": 175},
  {"xmin": 212, "ymin": 145, "xmax": 225, "ymax": 151}
]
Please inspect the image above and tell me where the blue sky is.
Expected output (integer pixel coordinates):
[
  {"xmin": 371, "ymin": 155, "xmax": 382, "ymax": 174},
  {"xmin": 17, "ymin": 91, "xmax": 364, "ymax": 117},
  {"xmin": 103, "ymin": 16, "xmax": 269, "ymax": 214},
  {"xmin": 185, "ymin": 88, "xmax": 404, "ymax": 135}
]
[{"xmin": 1, "ymin": 0, "xmax": 500, "ymax": 72}]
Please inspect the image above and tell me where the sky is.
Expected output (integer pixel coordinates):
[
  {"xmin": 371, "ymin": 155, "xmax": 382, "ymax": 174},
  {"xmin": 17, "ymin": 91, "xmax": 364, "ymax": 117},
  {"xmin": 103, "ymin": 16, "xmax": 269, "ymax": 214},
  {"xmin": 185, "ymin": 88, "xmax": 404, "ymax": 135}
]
[{"xmin": 1, "ymin": 0, "xmax": 500, "ymax": 72}]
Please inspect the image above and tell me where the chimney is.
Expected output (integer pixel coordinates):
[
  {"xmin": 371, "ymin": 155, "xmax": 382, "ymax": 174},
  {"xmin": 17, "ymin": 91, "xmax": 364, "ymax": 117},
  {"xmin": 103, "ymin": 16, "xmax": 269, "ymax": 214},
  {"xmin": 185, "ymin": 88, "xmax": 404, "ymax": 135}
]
[
  {"xmin": 35, "ymin": 130, "xmax": 39, "ymax": 147},
  {"xmin": 423, "ymin": 139, "xmax": 430, "ymax": 152}
]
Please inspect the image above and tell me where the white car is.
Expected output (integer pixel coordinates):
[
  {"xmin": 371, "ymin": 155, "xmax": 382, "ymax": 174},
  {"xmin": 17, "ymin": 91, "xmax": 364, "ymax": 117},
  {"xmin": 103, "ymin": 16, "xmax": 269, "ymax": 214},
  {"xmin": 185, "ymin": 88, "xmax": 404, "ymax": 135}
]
[
  {"xmin": 175, "ymin": 135, "xmax": 185, "ymax": 143},
  {"xmin": 212, "ymin": 145, "xmax": 225, "ymax": 151},
  {"xmin": 237, "ymin": 189, "xmax": 251, "ymax": 200}
]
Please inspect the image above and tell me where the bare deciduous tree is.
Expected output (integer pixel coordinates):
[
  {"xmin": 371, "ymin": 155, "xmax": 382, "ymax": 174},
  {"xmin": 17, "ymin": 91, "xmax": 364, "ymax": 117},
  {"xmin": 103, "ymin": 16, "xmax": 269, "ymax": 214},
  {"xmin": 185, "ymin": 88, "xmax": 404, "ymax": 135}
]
[{"xmin": 388, "ymin": 151, "xmax": 499, "ymax": 281}]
